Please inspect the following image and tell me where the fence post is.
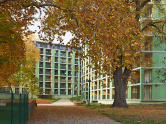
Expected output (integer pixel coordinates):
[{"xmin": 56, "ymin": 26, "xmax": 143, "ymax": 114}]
[
  {"xmin": 27, "ymin": 94, "xmax": 29, "ymax": 121},
  {"xmin": 11, "ymin": 93, "xmax": 13, "ymax": 124},
  {"xmin": 24, "ymin": 94, "xmax": 25, "ymax": 124},
  {"xmin": 19, "ymin": 94, "xmax": 21, "ymax": 124}
]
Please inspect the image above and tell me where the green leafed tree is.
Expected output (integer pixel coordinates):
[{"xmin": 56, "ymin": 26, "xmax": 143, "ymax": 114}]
[{"xmin": 10, "ymin": 35, "xmax": 41, "ymax": 96}]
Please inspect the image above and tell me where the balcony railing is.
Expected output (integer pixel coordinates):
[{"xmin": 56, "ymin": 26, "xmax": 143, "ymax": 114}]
[
  {"xmin": 60, "ymin": 73, "xmax": 66, "ymax": 76},
  {"xmin": 46, "ymin": 72, "xmax": 51, "ymax": 75},
  {"xmin": 39, "ymin": 85, "xmax": 43, "ymax": 87},
  {"xmin": 60, "ymin": 85, "xmax": 66, "ymax": 88},
  {"xmin": 54, "ymin": 85, "xmax": 58, "ymax": 88},
  {"xmin": 68, "ymin": 74, "xmax": 72, "ymax": 76},
  {"xmin": 54, "ymin": 92, "xmax": 58, "ymax": 94},
  {"xmin": 40, "ymin": 51, "xmax": 44, "ymax": 54},
  {"xmin": 46, "ymin": 52, "xmax": 51, "ymax": 55},
  {"xmin": 75, "ymin": 62, "xmax": 78, "ymax": 64},
  {"xmin": 94, "ymin": 96, "xmax": 97, "ymax": 100},
  {"xmin": 68, "ymin": 55, "xmax": 72, "ymax": 57},
  {"xmin": 107, "ymin": 95, "xmax": 110, "ymax": 99},
  {"xmin": 55, "ymin": 66, "xmax": 58, "ymax": 69},
  {"xmin": 102, "ymin": 95, "xmax": 106, "ymax": 99},
  {"xmin": 68, "ymin": 93, "xmax": 71, "ymax": 95},
  {"xmin": 45, "ymin": 85, "xmax": 51, "ymax": 88},
  {"xmin": 132, "ymin": 93, "xmax": 140, "ymax": 99},
  {"xmin": 39, "ymin": 79, "xmax": 43, "ymax": 81},
  {"xmin": 55, "ymin": 53, "xmax": 58, "ymax": 56},
  {"xmin": 60, "ymin": 79, "xmax": 66, "ymax": 82},
  {"xmin": 60, "ymin": 92, "xmax": 66, "ymax": 95},
  {"xmin": 60, "ymin": 66, "xmax": 66, "ymax": 69},
  {"xmin": 68, "ymin": 67, "xmax": 72, "ymax": 70},
  {"xmin": 46, "ymin": 65, "xmax": 51, "ymax": 68},
  {"xmin": 40, "ymin": 58, "xmax": 43, "ymax": 61},
  {"xmin": 60, "ymin": 54, "xmax": 66, "ymax": 57},
  {"xmin": 39, "ymin": 71, "xmax": 43, "ymax": 74},
  {"xmin": 55, "ymin": 79, "xmax": 58, "ymax": 82},
  {"xmin": 94, "ymin": 86, "xmax": 97, "ymax": 89},
  {"xmin": 39, "ymin": 65, "xmax": 43, "ymax": 67}
]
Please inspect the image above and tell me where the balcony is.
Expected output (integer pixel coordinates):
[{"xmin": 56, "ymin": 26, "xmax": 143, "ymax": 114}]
[
  {"xmin": 60, "ymin": 92, "xmax": 66, "ymax": 95},
  {"xmin": 54, "ymin": 92, "xmax": 58, "ymax": 94},
  {"xmin": 75, "ymin": 62, "xmax": 78, "ymax": 64},
  {"xmin": 45, "ymin": 85, "xmax": 51, "ymax": 88},
  {"xmin": 40, "ymin": 58, "xmax": 43, "ymax": 61},
  {"xmin": 39, "ymin": 71, "xmax": 43, "ymax": 74},
  {"xmin": 107, "ymin": 95, "xmax": 110, "ymax": 99},
  {"xmin": 60, "ymin": 79, "xmax": 66, "ymax": 82},
  {"xmin": 68, "ymin": 55, "xmax": 72, "ymax": 57},
  {"xmin": 60, "ymin": 85, "xmax": 66, "ymax": 88},
  {"xmin": 94, "ymin": 86, "xmax": 97, "ymax": 89},
  {"xmin": 39, "ymin": 65, "xmax": 43, "ymax": 67},
  {"xmin": 54, "ymin": 73, "xmax": 58, "ymax": 75},
  {"xmin": 46, "ymin": 52, "xmax": 51, "ymax": 55},
  {"xmin": 46, "ymin": 65, "xmax": 51, "ymax": 68},
  {"xmin": 68, "ymin": 80, "xmax": 72, "ymax": 82},
  {"xmin": 60, "ymin": 66, "xmax": 66, "ymax": 69},
  {"xmin": 55, "ymin": 79, "xmax": 58, "ymax": 82},
  {"xmin": 39, "ymin": 84, "xmax": 43, "ymax": 87},
  {"xmin": 60, "ymin": 73, "xmax": 66, "ymax": 76},
  {"xmin": 102, "ymin": 95, "xmax": 106, "ymax": 99},
  {"xmin": 55, "ymin": 53, "xmax": 59, "ymax": 56},
  {"xmin": 54, "ymin": 84, "xmax": 58, "ymax": 88},
  {"xmin": 60, "ymin": 54, "xmax": 66, "ymax": 57},
  {"xmin": 132, "ymin": 93, "xmax": 140, "ymax": 99},
  {"xmin": 68, "ymin": 67, "xmax": 72, "ymax": 70},
  {"xmin": 68, "ymin": 93, "xmax": 71, "ymax": 95},
  {"xmin": 40, "ymin": 51, "xmax": 44, "ymax": 54},
  {"xmin": 55, "ymin": 66, "xmax": 58, "ymax": 69},
  {"xmin": 68, "ymin": 74, "xmax": 72, "ymax": 76},
  {"xmin": 39, "ymin": 79, "xmax": 43, "ymax": 81}
]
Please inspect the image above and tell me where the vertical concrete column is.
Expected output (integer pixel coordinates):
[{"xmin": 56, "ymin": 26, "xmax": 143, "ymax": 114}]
[{"xmin": 140, "ymin": 68, "xmax": 144, "ymax": 99}]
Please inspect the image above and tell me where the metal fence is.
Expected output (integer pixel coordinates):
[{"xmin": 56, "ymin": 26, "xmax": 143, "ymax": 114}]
[{"xmin": 0, "ymin": 93, "xmax": 28, "ymax": 124}]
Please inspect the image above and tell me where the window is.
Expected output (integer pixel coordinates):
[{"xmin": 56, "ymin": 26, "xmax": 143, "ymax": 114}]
[
  {"xmin": 144, "ymin": 86, "xmax": 152, "ymax": 99},
  {"xmin": 144, "ymin": 70, "xmax": 152, "ymax": 83}
]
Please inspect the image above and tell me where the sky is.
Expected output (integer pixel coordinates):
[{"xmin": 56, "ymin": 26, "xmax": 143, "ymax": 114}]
[{"xmin": 28, "ymin": 10, "xmax": 73, "ymax": 45}]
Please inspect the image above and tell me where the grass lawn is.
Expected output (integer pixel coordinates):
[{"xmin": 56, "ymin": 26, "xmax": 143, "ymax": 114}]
[
  {"xmin": 85, "ymin": 104, "xmax": 166, "ymax": 124},
  {"xmin": 70, "ymin": 96, "xmax": 81, "ymax": 102}
]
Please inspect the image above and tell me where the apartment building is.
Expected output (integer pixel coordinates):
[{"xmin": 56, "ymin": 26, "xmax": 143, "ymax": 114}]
[
  {"xmin": 127, "ymin": 0, "xmax": 166, "ymax": 103},
  {"xmin": 34, "ymin": 41, "xmax": 81, "ymax": 99},
  {"xmin": 81, "ymin": 0, "xmax": 166, "ymax": 104}
]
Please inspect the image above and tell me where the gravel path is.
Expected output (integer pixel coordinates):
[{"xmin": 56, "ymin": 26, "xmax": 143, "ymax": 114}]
[{"xmin": 26, "ymin": 106, "xmax": 122, "ymax": 124}]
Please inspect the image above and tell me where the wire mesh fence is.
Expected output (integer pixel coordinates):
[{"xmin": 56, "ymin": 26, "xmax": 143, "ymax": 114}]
[{"xmin": 0, "ymin": 93, "xmax": 28, "ymax": 124}]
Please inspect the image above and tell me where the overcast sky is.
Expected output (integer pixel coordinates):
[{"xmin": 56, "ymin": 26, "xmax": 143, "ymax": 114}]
[{"xmin": 28, "ymin": 10, "xmax": 73, "ymax": 45}]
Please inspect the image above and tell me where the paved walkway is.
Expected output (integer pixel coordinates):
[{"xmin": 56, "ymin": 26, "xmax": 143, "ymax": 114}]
[
  {"xmin": 37, "ymin": 99, "xmax": 74, "ymax": 106},
  {"xmin": 27, "ymin": 106, "xmax": 122, "ymax": 124},
  {"xmin": 27, "ymin": 99, "xmax": 122, "ymax": 124}
]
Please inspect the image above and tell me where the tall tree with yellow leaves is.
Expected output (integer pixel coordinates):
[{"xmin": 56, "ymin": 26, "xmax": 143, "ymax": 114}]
[
  {"xmin": 12, "ymin": 35, "xmax": 41, "ymax": 96},
  {"xmin": 1, "ymin": 0, "xmax": 166, "ymax": 107}
]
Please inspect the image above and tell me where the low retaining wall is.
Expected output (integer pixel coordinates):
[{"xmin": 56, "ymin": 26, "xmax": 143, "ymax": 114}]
[
  {"xmin": 74, "ymin": 102, "xmax": 81, "ymax": 106},
  {"xmin": 36, "ymin": 100, "xmax": 51, "ymax": 104},
  {"xmin": 28, "ymin": 100, "xmax": 36, "ymax": 119}
]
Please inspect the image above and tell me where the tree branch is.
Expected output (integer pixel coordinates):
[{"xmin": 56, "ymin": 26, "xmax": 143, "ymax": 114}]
[
  {"xmin": 22, "ymin": 2, "xmax": 62, "ymax": 10},
  {"xmin": 140, "ymin": 0, "xmax": 151, "ymax": 9},
  {"xmin": 0, "ymin": 0, "xmax": 14, "ymax": 5}
]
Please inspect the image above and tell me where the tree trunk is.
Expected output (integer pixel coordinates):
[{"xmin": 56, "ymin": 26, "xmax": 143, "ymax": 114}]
[{"xmin": 111, "ymin": 65, "xmax": 128, "ymax": 108}]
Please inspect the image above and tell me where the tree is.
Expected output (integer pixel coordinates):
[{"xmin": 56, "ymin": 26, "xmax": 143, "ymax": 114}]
[
  {"xmin": 1, "ymin": 0, "xmax": 166, "ymax": 107},
  {"xmin": 0, "ymin": 0, "xmax": 37, "ymax": 87},
  {"xmin": 11, "ymin": 35, "xmax": 41, "ymax": 96}
]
